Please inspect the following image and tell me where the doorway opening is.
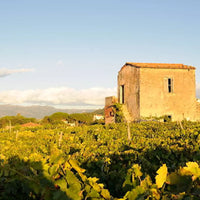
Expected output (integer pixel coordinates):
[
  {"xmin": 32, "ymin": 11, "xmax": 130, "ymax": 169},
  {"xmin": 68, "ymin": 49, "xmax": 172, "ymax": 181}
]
[{"xmin": 120, "ymin": 85, "xmax": 125, "ymax": 104}]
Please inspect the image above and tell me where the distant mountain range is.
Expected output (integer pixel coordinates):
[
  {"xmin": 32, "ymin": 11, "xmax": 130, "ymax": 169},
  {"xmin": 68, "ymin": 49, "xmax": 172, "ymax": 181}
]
[{"xmin": 0, "ymin": 104, "xmax": 103, "ymax": 119}]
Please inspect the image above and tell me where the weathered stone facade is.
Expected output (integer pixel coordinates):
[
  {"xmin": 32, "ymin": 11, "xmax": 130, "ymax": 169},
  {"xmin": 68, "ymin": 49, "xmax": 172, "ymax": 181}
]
[
  {"xmin": 105, "ymin": 62, "xmax": 200, "ymax": 123},
  {"xmin": 105, "ymin": 96, "xmax": 117, "ymax": 124}
]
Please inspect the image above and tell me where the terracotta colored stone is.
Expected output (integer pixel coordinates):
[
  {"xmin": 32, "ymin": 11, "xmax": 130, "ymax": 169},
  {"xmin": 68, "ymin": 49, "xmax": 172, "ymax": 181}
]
[
  {"xmin": 105, "ymin": 96, "xmax": 117, "ymax": 124},
  {"xmin": 21, "ymin": 122, "xmax": 40, "ymax": 127}
]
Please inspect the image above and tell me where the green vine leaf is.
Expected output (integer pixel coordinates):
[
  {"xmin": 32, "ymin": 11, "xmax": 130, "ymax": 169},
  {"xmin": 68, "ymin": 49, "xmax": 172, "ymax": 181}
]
[{"xmin": 155, "ymin": 164, "xmax": 168, "ymax": 188}]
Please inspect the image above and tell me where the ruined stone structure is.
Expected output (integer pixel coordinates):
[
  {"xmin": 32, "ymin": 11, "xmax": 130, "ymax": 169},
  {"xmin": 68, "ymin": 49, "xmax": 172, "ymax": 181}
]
[
  {"xmin": 105, "ymin": 96, "xmax": 117, "ymax": 124},
  {"xmin": 105, "ymin": 62, "xmax": 200, "ymax": 123}
]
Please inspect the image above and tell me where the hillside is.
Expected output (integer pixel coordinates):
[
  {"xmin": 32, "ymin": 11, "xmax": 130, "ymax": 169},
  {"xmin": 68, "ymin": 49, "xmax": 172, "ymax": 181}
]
[{"xmin": 0, "ymin": 104, "xmax": 102, "ymax": 118}]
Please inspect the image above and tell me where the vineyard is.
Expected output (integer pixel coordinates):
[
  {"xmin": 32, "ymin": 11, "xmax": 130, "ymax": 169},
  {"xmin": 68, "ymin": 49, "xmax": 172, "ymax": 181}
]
[{"xmin": 1, "ymin": 121, "xmax": 200, "ymax": 199}]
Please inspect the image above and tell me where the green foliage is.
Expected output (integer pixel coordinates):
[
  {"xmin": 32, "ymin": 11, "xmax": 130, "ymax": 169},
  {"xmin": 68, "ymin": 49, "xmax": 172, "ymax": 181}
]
[
  {"xmin": 42, "ymin": 112, "xmax": 94, "ymax": 125},
  {"xmin": 0, "ymin": 114, "xmax": 37, "ymax": 128},
  {"xmin": 113, "ymin": 103, "xmax": 124, "ymax": 123},
  {"xmin": 1, "ymin": 121, "xmax": 200, "ymax": 199},
  {"xmin": 92, "ymin": 109, "xmax": 104, "ymax": 115},
  {"xmin": 42, "ymin": 112, "xmax": 69, "ymax": 125},
  {"xmin": 155, "ymin": 164, "xmax": 168, "ymax": 188},
  {"xmin": 91, "ymin": 119, "xmax": 105, "ymax": 125},
  {"xmin": 163, "ymin": 115, "xmax": 172, "ymax": 122},
  {"xmin": 70, "ymin": 113, "xmax": 93, "ymax": 124}
]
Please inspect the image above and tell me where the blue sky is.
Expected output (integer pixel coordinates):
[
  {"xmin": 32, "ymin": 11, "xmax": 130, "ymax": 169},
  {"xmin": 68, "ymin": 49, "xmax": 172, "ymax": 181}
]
[{"xmin": 0, "ymin": 0, "xmax": 200, "ymax": 108}]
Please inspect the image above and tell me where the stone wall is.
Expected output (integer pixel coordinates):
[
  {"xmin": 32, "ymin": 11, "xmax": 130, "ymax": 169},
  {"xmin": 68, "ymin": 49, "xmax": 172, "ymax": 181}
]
[
  {"xmin": 104, "ymin": 96, "xmax": 117, "ymax": 124},
  {"xmin": 118, "ymin": 65, "xmax": 140, "ymax": 120},
  {"xmin": 196, "ymin": 100, "xmax": 200, "ymax": 121},
  {"xmin": 139, "ymin": 68, "xmax": 196, "ymax": 121},
  {"xmin": 117, "ymin": 64, "xmax": 198, "ymax": 121}
]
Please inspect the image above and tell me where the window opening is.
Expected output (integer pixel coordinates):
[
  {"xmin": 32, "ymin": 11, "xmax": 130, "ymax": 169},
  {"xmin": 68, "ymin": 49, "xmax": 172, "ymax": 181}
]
[
  {"xmin": 168, "ymin": 78, "xmax": 172, "ymax": 93},
  {"xmin": 120, "ymin": 85, "xmax": 125, "ymax": 104}
]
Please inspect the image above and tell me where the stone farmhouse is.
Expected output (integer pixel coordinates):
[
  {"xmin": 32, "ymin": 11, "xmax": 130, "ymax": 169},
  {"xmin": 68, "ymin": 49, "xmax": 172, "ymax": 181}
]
[{"xmin": 105, "ymin": 62, "xmax": 200, "ymax": 123}]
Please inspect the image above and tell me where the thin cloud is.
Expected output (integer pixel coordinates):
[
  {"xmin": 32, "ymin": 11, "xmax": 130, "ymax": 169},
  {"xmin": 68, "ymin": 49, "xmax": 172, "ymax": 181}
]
[
  {"xmin": 0, "ymin": 87, "xmax": 117, "ymax": 108},
  {"xmin": 1, "ymin": 84, "xmax": 199, "ymax": 109},
  {"xmin": 0, "ymin": 68, "xmax": 34, "ymax": 77}
]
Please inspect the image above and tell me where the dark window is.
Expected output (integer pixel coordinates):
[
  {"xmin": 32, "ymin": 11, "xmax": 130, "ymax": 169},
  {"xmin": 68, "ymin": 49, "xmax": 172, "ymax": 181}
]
[{"xmin": 168, "ymin": 78, "xmax": 172, "ymax": 93}]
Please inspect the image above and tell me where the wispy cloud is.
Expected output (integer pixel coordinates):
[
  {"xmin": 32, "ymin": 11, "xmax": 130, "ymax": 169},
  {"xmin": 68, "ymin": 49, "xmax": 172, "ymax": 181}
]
[
  {"xmin": 0, "ymin": 87, "xmax": 117, "ymax": 108},
  {"xmin": 0, "ymin": 68, "xmax": 34, "ymax": 77}
]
